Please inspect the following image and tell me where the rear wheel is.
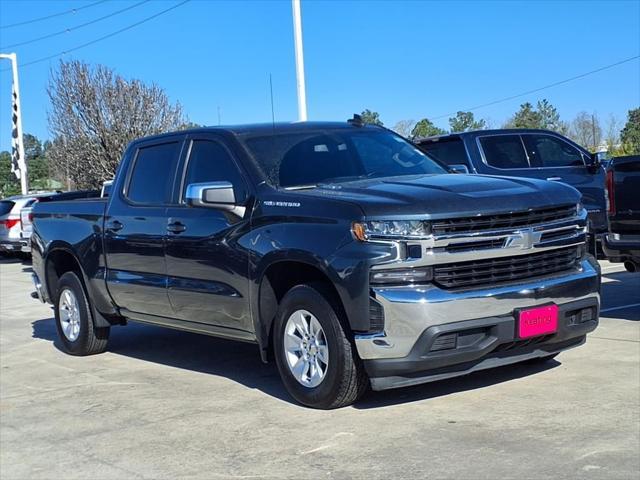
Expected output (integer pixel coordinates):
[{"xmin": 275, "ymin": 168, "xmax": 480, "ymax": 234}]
[
  {"xmin": 273, "ymin": 284, "xmax": 369, "ymax": 409},
  {"xmin": 54, "ymin": 271, "xmax": 110, "ymax": 355}
]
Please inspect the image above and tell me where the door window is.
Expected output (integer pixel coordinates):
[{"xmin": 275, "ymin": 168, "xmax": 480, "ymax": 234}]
[
  {"xmin": 419, "ymin": 138, "xmax": 469, "ymax": 167},
  {"xmin": 182, "ymin": 140, "xmax": 246, "ymax": 201},
  {"xmin": 479, "ymin": 135, "xmax": 530, "ymax": 169},
  {"xmin": 127, "ymin": 141, "xmax": 182, "ymax": 204},
  {"xmin": 524, "ymin": 134, "xmax": 585, "ymax": 168}
]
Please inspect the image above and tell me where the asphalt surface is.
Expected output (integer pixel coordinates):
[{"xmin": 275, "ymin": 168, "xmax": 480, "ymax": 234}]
[{"xmin": 0, "ymin": 257, "xmax": 638, "ymax": 480}]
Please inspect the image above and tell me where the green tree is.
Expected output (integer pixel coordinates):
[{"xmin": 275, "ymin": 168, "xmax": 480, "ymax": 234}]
[
  {"xmin": 620, "ymin": 107, "xmax": 640, "ymax": 155},
  {"xmin": 0, "ymin": 151, "xmax": 20, "ymax": 197},
  {"xmin": 410, "ymin": 118, "xmax": 447, "ymax": 139},
  {"xmin": 448, "ymin": 111, "xmax": 486, "ymax": 132},
  {"xmin": 536, "ymin": 99, "xmax": 567, "ymax": 132},
  {"xmin": 360, "ymin": 109, "xmax": 383, "ymax": 126},
  {"xmin": 506, "ymin": 102, "xmax": 544, "ymax": 129}
]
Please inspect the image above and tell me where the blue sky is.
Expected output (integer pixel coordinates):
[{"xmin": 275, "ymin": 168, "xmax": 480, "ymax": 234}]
[{"xmin": 0, "ymin": 0, "xmax": 639, "ymax": 151}]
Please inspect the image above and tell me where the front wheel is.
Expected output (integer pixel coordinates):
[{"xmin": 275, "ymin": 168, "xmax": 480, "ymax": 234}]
[
  {"xmin": 273, "ymin": 284, "xmax": 369, "ymax": 409},
  {"xmin": 54, "ymin": 271, "xmax": 110, "ymax": 356}
]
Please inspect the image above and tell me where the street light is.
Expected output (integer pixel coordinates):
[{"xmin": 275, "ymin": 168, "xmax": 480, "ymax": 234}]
[
  {"xmin": 0, "ymin": 52, "xmax": 28, "ymax": 195},
  {"xmin": 291, "ymin": 0, "xmax": 308, "ymax": 121}
]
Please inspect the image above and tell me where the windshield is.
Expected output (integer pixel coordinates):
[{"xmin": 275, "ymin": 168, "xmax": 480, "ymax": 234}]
[{"xmin": 242, "ymin": 128, "xmax": 447, "ymax": 188}]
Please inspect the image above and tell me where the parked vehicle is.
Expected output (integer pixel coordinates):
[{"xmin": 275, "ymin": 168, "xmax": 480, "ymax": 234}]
[
  {"xmin": 1, "ymin": 195, "xmax": 44, "ymax": 256},
  {"xmin": 416, "ymin": 129, "xmax": 607, "ymax": 251},
  {"xmin": 602, "ymin": 155, "xmax": 640, "ymax": 271},
  {"xmin": 19, "ymin": 190, "xmax": 100, "ymax": 255},
  {"xmin": 30, "ymin": 121, "xmax": 600, "ymax": 409}
]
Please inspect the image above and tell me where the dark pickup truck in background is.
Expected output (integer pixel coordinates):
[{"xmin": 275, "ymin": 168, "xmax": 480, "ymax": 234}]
[
  {"xmin": 603, "ymin": 155, "xmax": 640, "ymax": 271},
  {"xmin": 416, "ymin": 129, "xmax": 607, "ymax": 250},
  {"xmin": 30, "ymin": 121, "xmax": 600, "ymax": 408}
]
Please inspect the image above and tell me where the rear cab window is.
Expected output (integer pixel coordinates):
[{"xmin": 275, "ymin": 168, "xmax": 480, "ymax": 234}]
[
  {"xmin": 479, "ymin": 135, "xmax": 530, "ymax": 169},
  {"xmin": 126, "ymin": 141, "xmax": 183, "ymax": 204}
]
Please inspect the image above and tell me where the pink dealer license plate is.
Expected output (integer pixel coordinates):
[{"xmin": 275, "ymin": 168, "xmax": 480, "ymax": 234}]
[{"xmin": 517, "ymin": 304, "xmax": 559, "ymax": 339}]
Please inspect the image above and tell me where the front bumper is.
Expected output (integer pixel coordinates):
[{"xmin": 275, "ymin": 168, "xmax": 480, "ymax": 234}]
[
  {"xmin": 602, "ymin": 233, "xmax": 640, "ymax": 263},
  {"xmin": 0, "ymin": 239, "xmax": 30, "ymax": 253},
  {"xmin": 355, "ymin": 257, "xmax": 601, "ymax": 391}
]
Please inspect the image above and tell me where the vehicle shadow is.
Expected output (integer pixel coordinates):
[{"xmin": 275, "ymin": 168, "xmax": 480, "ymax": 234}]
[
  {"xmin": 356, "ymin": 360, "xmax": 559, "ymax": 410},
  {"xmin": 31, "ymin": 317, "xmax": 291, "ymax": 403},
  {"xmin": 31, "ymin": 317, "xmax": 560, "ymax": 409}
]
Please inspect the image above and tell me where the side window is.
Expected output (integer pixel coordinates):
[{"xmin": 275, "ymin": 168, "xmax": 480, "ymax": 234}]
[
  {"xmin": 127, "ymin": 141, "xmax": 182, "ymax": 204},
  {"xmin": 524, "ymin": 134, "xmax": 585, "ymax": 168},
  {"xmin": 419, "ymin": 139, "xmax": 469, "ymax": 167},
  {"xmin": 183, "ymin": 140, "xmax": 246, "ymax": 201},
  {"xmin": 479, "ymin": 135, "xmax": 529, "ymax": 169}
]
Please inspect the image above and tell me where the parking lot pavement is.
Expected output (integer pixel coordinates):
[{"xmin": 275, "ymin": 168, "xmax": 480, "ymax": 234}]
[{"xmin": 0, "ymin": 258, "xmax": 638, "ymax": 480}]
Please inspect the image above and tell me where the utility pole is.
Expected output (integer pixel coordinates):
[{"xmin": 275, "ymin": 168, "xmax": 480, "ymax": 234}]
[
  {"xmin": 591, "ymin": 113, "xmax": 597, "ymax": 151},
  {"xmin": 291, "ymin": 0, "xmax": 308, "ymax": 121},
  {"xmin": 0, "ymin": 53, "xmax": 28, "ymax": 195}
]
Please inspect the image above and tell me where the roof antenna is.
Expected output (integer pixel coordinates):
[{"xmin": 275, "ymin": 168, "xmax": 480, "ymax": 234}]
[{"xmin": 348, "ymin": 113, "xmax": 364, "ymax": 127}]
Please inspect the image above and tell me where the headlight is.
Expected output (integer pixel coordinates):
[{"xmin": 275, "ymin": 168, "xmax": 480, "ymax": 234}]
[
  {"xmin": 577, "ymin": 201, "xmax": 584, "ymax": 214},
  {"xmin": 352, "ymin": 220, "xmax": 431, "ymax": 241}
]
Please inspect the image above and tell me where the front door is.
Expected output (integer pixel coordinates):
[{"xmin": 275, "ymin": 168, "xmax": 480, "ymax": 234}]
[{"xmin": 164, "ymin": 135, "xmax": 253, "ymax": 333}]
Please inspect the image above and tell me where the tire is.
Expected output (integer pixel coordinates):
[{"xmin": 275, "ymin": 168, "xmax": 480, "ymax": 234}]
[
  {"xmin": 273, "ymin": 284, "xmax": 369, "ymax": 409},
  {"xmin": 54, "ymin": 271, "xmax": 110, "ymax": 355}
]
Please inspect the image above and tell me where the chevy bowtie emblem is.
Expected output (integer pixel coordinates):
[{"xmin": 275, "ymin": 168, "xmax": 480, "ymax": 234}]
[{"xmin": 505, "ymin": 228, "xmax": 543, "ymax": 250}]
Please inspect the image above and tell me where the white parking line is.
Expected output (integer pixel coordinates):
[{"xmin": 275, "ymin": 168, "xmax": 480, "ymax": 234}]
[{"xmin": 601, "ymin": 303, "xmax": 640, "ymax": 313}]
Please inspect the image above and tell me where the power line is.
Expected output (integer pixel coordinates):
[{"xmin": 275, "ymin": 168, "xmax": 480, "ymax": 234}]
[
  {"xmin": 1, "ymin": 0, "xmax": 151, "ymax": 49},
  {"xmin": 0, "ymin": 0, "xmax": 109, "ymax": 30},
  {"xmin": 6, "ymin": 0, "xmax": 190, "ymax": 70},
  {"xmin": 429, "ymin": 54, "xmax": 640, "ymax": 121}
]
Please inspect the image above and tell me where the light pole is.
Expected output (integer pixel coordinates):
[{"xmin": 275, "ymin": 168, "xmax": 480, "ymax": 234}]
[
  {"xmin": 291, "ymin": 0, "xmax": 308, "ymax": 121},
  {"xmin": 0, "ymin": 53, "xmax": 28, "ymax": 195}
]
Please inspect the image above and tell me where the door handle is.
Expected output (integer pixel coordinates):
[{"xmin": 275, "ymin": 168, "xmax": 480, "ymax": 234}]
[
  {"xmin": 106, "ymin": 220, "xmax": 123, "ymax": 232},
  {"xmin": 546, "ymin": 177, "xmax": 562, "ymax": 181},
  {"xmin": 167, "ymin": 221, "xmax": 186, "ymax": 234}
]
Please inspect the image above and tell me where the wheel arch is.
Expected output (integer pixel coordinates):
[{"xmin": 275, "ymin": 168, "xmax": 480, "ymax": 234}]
[
  {"xmin": 256, "ymin": 256, "xmax": 350, "ymax": 363},
  {"xmin": 44, "ymin": 245, "xmax": 112, "ymax": 328}
]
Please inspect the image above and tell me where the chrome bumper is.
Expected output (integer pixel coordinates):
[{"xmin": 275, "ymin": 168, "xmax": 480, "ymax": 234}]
[{"xmin": 355, "ymin": 258, "xmax": 600, "ymax": 360}]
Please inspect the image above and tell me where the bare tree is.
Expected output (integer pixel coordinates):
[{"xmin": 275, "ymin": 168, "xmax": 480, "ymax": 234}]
[
  {"xmin": 391, "ymin": 119, "xmax": 415, "ymax": 138},
  {"xmin": 604, "ymin": 114, "xmax": 621, "ymax": 152},
  {"xmin": 47, "ymin": 60, "xmax": 187, "ymax": 189},
  {"xmin": 569, "ymin": 111, "xmax": 602, "ymax": 151}
]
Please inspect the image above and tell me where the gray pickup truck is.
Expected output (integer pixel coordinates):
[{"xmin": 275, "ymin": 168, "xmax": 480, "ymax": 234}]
[{"xmin": 30, "ymin": 121, "xmax": 601, "ymax": 408}]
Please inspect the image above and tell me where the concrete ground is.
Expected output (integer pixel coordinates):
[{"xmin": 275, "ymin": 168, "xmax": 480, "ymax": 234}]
[{"xmin": 0, "ymin": 257, "xmax": 638, "ymax": 480}]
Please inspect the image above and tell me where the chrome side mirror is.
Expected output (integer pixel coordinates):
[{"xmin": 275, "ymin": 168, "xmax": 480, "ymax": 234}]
[
  {"xmin": 449, "ymin": 164, "xmax": 470, "ymax": 174},
  {"xmin": 185, "ymin": 182, "xmax": 245, "ymax": 216}
]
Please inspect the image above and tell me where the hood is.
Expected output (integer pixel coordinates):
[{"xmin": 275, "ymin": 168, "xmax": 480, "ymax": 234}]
[{"xmin": 296, "ymin": 174, "xmax": 580, "ymax": 218}]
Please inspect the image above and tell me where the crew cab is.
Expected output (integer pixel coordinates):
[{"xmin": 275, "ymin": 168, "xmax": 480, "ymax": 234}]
[
  {"xmin": 30, "ymin": 121, "xmax": 601, "ymax": 408},
  {"xmin": 416, "ymin": 129, "xmax": 607, "ymax": 250},
  {"xmin": 602, "ymin": 155, "xmax": 640, "ymax": 271}
]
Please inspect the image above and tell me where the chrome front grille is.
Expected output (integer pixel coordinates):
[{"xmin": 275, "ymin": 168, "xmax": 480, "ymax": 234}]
[
  {"xmin": 431, "ymin": 205, "xmax": 577, "ymax": 235},
  {"xmin": 370, "ymin": 205, "xmax": 588, "ymax": 288},
  {"xmin": 433, "ymin": 246, "xmax": 583, "ymax": 290}
]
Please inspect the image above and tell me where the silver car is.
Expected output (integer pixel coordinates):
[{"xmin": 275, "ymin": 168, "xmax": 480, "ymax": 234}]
[{"xmin": 0, "ymin": 196, "xmax": 36, "ymax": 255}]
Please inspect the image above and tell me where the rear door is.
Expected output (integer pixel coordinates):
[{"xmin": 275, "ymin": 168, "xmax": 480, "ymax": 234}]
[
  {"xmin": 164, "ymin": 134, "xmax": 253, "ymax": 332},
  {"xmin": 104, "ymin": 138, "xmax": 184, "ymax": 317}
]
